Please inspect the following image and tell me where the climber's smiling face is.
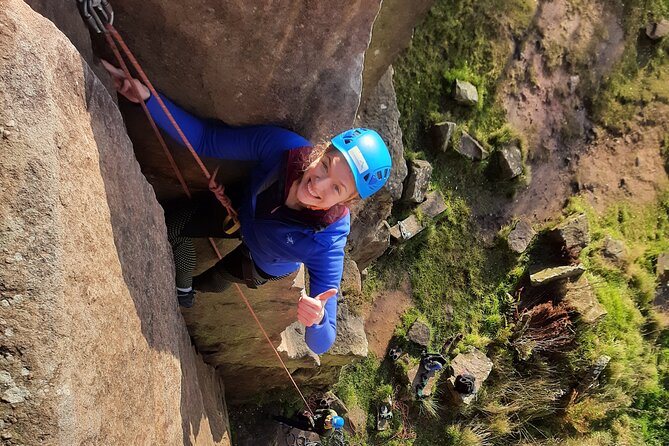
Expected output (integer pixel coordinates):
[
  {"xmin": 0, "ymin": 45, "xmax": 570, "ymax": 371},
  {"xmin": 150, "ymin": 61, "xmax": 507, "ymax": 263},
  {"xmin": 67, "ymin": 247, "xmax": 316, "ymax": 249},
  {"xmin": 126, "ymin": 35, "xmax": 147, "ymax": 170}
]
[{"xmin": 296, "ymin": 148, "xmax": 357, "ymax": 210}]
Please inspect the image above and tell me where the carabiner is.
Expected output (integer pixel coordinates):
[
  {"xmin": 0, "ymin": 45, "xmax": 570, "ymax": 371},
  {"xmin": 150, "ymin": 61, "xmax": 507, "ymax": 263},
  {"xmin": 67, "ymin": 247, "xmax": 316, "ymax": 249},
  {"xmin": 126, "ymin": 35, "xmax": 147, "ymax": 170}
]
[{"xmin": 76, "ymin": 0, "xmax": 114, "ymax": 34}]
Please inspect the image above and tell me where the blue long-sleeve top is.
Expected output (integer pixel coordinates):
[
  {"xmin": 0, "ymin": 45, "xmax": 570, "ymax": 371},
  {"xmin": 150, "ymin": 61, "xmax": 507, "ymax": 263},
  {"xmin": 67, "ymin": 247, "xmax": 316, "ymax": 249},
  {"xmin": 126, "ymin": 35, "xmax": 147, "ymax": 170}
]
[{"xmin": 146, "ymin": 93, "xmax": 347, "ymax": 354}]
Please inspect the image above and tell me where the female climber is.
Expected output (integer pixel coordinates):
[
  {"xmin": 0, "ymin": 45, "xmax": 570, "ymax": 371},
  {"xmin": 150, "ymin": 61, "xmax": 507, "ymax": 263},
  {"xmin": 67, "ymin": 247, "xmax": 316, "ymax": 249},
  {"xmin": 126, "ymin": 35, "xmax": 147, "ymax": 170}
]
[{"xmin": 102, "ymin": 60, "xmax": 392, "ymax": 354}]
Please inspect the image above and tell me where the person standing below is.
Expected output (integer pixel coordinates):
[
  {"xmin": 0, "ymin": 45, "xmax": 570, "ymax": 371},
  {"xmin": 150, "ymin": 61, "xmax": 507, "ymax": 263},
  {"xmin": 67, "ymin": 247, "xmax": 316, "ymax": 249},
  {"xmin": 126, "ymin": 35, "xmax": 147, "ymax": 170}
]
[{"xmin": 102, "ymin": 61, "xmax": 393, "ymax": 355}]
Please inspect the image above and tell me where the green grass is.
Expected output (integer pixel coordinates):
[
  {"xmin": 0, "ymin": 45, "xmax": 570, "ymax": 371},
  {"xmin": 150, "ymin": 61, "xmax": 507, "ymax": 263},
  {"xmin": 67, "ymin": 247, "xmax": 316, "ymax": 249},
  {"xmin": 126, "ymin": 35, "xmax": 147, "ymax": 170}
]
[
  {"xmin": 559, "ymin": 193, "xmax": 669, "ymax": 445},
  {"xmin": 394, "ymin": 0, "xmax": 536, "ymax": 152},
  {"xmin": 592, "ymin": 0, "xmax": 669, "ymax": 134}
]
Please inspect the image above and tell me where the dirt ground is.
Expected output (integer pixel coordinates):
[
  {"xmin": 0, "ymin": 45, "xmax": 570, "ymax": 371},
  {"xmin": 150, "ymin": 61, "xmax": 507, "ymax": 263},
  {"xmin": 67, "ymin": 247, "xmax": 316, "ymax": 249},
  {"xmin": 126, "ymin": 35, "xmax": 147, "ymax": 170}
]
[{"xmin": 363, "ymin": 279, "xmax": 413, "ymax": 359}]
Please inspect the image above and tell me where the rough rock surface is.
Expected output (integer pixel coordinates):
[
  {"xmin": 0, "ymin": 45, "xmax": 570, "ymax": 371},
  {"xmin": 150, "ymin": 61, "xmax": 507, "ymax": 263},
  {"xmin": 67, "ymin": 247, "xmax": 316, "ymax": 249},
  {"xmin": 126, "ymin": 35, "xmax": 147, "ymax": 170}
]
[
  {"xmin": 112, "ymin": 0, "xmax": 381, "ymax": 140},
  {"xmin": 346, "ymin": 405, "xmax": 368, "ymax": 436},
  {"xmin": 403, "ymin": 159, "xmax": 433, "ymax": 203},
  {"xmin": 454, "ymin": 80, "xmax": 479, "ymax": 105},
  {"xmin": 349, "ymin": 67, "xmax": 407, "ymax": 268},
  {"xmin": 408, "ymin": 365, "xmax": 439, "ymax": 397},
  {"xmin": 407, "ymin": 321, "xmax": 431, "ymax": 347},
  {"xmin": 496, "ymin": 145, "xmax": 524, "ymax": 179},
  {"xmin": 341, "ymin": 257, "xmax": 363, "ymax": 297},
  {"xmin": 530, "ymin": 265, "xmax": 586, "ymax": 286},
  {"xmin": 433, "ymin": 121, "xmax": 457, "ymax": 152},
  {"xmin": 391, "ymin": 191, "xmax": 448, "ymax": 242},
  {"xmin": 0, "ymin": 2, "xmax": 230, "ymax": 443},
  {"xmin": 458, "ymin": 132, "xmax": 489, "ymax": 160},
  {"xmin": 562, "ymin": 276, "xmax": 607, "ymax": 324},
  {"xmin": 447, "ymin": 348, "xmax": 493, "ymax": 405},
  {"xmin": 362, "ymin": 0, "xmax": 435, "ymax": 98},
  {"xmin": 507, "ymin": 220, "xmax": 535, "ymax": 253},
  {"xmin": 552, "ymin": 214, "xmax": 590, "ymax": 257},
  {"xmin": 602, "ymin": 236, "xmax": 626, "ymax": 263},
  {"xmin": 646, "ymin": 19, "xmax": 669, "ymax": 39}
]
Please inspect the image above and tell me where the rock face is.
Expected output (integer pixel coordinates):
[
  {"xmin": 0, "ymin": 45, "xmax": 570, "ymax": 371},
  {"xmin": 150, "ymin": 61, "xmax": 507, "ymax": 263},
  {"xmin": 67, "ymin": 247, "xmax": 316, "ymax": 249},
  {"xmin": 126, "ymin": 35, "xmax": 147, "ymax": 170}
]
[
  {"xmin": 454, "ymin": 80, "xmax": 479, "ymax": 105},
  {"xmin": 362, "ymin": 0, "xmax": 435, "ymax": 98},
  {"xmin": 0, "ymin": 2, "xmax": 230, "ymax": 444},
  {"xmin": 552, "ymin": 214, "xmax": 590, "ymax": 258},
  {"xmin": 507, "ymin": 220, "xmax": 535, "ymax": 253},
  {"xmin": 563, "ymin": 276, "xmax": 607, "ymax": 324},
  {"xmin": 458, "ymin": 132, "xmax": 489, "ymax": 160},
  {"xmin": 530, "ymin": 265, "xmax": 586, "ymax": 286},
  {"xmin": 646, "ymin": 19, "xmax": 669, "ymax": 39},
  {"xmin": 112, "ymin": 0, "xmax": 381, "ymax": 140},
  {"xmin": 447, "ymin": 348, "xmax": 493, "ymax": 405},
  {"xmin": 349, "ymin": 67, "xmax": 408, "ymax": 268},
  {"xmin": 341, "ymin": 257, "xmax": 363, "ymax": 297},
  {"xmin": 433, "ymin": 121, "xmax": 457, "ymax": 152},
  {"xmin": 403, "ymin": 159, "xmax": 433, "ymax": 203},
  {"xmin": 184, "ymin": 266, "xmax": 368, "ymax": 402},
  {"xmin": 496, "ymin": 145, "xmax": 523, "ymax": 179}
]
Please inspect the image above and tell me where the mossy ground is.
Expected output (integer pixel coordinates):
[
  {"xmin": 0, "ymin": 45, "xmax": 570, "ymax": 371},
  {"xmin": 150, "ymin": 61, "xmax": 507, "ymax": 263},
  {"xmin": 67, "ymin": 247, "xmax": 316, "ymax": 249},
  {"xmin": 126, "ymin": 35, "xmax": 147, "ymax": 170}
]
[{"xmin": 334, "ymin": 0, "xmax": 669, "ymax": 445}]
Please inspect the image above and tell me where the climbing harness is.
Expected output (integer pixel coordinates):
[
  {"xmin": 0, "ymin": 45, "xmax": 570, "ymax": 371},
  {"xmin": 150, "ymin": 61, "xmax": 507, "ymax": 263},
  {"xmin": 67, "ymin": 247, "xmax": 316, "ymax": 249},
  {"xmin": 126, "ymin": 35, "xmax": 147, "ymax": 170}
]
[{"xmin": 77, "ymin": 0, "xmax": 313, "ymax": 417}]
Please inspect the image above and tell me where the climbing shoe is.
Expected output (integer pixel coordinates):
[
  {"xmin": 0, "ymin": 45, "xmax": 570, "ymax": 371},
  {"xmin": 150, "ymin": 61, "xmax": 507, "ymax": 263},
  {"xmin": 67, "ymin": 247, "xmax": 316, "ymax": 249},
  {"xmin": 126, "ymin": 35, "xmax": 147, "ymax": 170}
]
[{"xmin": 177, "ymin": 289, "xmax": 196, "ymax": 308}]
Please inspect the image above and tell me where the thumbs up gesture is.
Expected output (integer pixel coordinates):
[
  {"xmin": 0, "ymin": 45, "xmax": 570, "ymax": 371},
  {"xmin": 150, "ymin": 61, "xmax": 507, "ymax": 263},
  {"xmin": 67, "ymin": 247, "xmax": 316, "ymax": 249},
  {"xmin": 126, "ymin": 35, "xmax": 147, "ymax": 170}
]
[{"xmin": 297, "ymin": 288, "xmax": 337, "ymax": 327}]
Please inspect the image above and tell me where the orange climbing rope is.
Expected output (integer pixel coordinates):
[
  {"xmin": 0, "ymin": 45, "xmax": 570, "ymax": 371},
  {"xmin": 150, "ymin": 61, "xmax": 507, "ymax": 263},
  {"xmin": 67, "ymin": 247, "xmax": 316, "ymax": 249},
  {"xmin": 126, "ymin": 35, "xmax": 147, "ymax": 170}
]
[{"xmin": 102, "ymin": 23, "xmax": 314, "ymax": 417}]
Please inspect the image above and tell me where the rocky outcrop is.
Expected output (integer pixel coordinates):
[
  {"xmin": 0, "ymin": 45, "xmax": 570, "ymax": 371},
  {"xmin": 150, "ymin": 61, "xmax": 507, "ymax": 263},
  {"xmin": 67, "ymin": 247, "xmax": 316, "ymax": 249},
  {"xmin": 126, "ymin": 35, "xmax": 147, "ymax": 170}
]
[
  {"xmin": 646, "ymin": 19, "xmax": 669, "ymax": 39},
  {"xmin": 458, "ymin": 132, "xmax": 489, "ymax": 160},
  {"xmin": 447, "ymin": 348, "xmax": 493, "ymax": 405},
  {"xmin": 530, "ymin": 265, "xmax": 586, "ymax": 286},
  {"xmin": 562, "ymin": 276, "xmax": 607, "ymax": 324},
  {"xmin": 390, "ymin": 191, "xmax": 447, "ymax": 242},
  {"xmin": 495, "ymin": 145, "xmax": 523, "ymax": 179},
  {"xmin": 602, "ymin": 236, "xmax": 626, "ymax": 263},
  {"xmin": 454, "ymin": 80, "xmax": 479, "ymax": 105},
  {"xmin": 507, "ymin": 220, "xmax": 535, "ymax": 254},
  {"xmin": 0, "ymin": 2, "xmax": 230, "ymax": 443},
  {"xmin": 552, "ymin": 214, "xmax": 590, "ymax": 258},
  {"xmin": 403, "ymin": 159, "xmax": 433, "ymax": 203},
  {"xmin": 407, "ymin": 321, "xmax": 431, "ymax": 347},
  {"xmin": 362, "ymin": 0, "xmax": 436, "ymax": 98},
  {"xmin": 433, "ymin": 121, "xmax": 457, "ymax": 152},
  {"xmin": 349, "ymin": 67, "xmax": 407, "ymax": 267}
]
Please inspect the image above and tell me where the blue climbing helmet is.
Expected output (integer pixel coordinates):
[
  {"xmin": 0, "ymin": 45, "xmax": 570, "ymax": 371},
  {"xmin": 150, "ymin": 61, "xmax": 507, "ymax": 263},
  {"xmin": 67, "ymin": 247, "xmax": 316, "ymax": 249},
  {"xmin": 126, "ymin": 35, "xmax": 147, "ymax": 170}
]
[
  {"xmin": 331, "ymin": 128, "xmax": 392, "ymax": 199},
  {"xmin": 331, "ymin": 415, "xmax": 345, "ymax": 429}
]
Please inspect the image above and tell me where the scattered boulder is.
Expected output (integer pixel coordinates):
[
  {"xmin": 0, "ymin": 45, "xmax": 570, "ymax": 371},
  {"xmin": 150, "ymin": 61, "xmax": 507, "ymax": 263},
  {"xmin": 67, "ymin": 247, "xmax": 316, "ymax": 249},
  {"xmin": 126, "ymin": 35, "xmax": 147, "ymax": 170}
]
[
  {"xmin": 458, "ymin": 132, "xmax": 489, "ymax": 160},
  {"xmin": 341, "ymin": 257, "xmax": 362, "ymax": 297},
  {"xmin": 507, "ymin": 220, "xmax": 535, "ymax": 254},
  {"xmin": 646, "ymin": 19, "xmax": 669, "ymax": 40},
  {"xmin": 530, "ymin": 265, "xmax": 586, "ymax": 286},
  {"xmin": 447, "ymin": 348, "xmax": 493, "ymax": 405},
  {"xmin": 562, "ymin": 276, "xmax": 607, "ymax": 324},
  {"xmin": 496, "ymin": 145, "xmax": 523, "ymax": 179},
  {"xmin": 454, "ymin": 80, "xmax": 479, "ymax": 105},
  {"xmin": 390, "ymin": 191, "xmax": 447, "ymax": 242},
  {"xmin": 407, "ymin": 321, "xmax": 431, "ymax": 347},
  {"xmin": 403, "ymin": 159, "xmax": 433, "ymax": 203},
  {"xmin": 602, "ymin": 236, "xmax": 626, "ymax": 263},
  {"xmin": 552, "ymin": 214, "xmax": 590, "ymax": 258},
  {"xmin": 432, "ymin": 121, "xmax": 457, "ymax": 152}
]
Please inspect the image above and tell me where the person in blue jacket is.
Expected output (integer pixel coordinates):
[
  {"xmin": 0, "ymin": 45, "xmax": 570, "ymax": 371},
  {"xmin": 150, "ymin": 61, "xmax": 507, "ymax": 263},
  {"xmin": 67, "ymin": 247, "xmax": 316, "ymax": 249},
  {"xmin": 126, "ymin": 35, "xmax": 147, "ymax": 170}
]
[{"xmin": 102, "ymin": 61, "xmax": 392, "ymax": 354}]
